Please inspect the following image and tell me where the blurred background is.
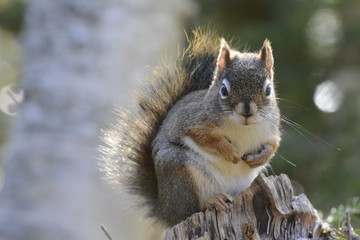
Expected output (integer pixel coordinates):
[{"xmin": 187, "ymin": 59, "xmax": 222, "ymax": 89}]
[{"xmin": 0, "ymin": 0, "xmax": 359, "ymax": 239}]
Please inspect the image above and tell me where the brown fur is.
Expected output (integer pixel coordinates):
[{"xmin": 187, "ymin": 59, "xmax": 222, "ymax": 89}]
[{"xmin": 187, "ymin": 124, "xmax": 241, "ymax": 164}]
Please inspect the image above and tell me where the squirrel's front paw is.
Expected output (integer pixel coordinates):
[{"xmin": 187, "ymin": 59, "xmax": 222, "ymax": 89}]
[
  {"xmin": 221, "ymin": 142, "xmax": 241, "ymax": 164},
  {"xmin": 224, "ymin": 151, "xmax": 241, "ymax": 164},
  {"xmin": 242, "ymin": 143, "xmax": 274, "ymax": 168},
  {"xmin": 205, "ymin": 192, "xmax": 234, "ymax": 212}
]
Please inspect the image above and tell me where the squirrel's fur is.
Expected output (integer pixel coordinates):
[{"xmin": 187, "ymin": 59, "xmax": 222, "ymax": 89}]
[
  {"xmin": 100, "ymin": 28, "xmax": 281, "ymax": 227},
  {"xmin": 100, "ymin": 29, "xmax": 220, "ymax": 218}
]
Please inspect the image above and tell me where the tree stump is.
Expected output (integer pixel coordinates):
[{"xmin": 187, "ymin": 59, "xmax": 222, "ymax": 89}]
[{"xmin": 164, "ymin": 174, "xmax": 334, "ymax": 240}]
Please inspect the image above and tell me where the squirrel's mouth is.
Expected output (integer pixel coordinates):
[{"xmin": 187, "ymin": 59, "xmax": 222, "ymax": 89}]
[
  {"xmin": 241, "ymin": 117, "xmax": 257, "ymax": 126},
  {"xmin": 243, "ymin": 119, "xmax": 252, "ymax": 126},
  {"xmin": 234, "ymin": 102, "xmax": 258, "ymax": 125},
  {"xmin": 228, "ymin": 112, "xmax": 259, "ymax": 125}
]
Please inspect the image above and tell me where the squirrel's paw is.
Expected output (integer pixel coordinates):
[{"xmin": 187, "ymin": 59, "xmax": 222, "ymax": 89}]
[
  {"xmin": 204, "ymin": 192, "xmax": 234, "ymax": 212},
  {"xmin": 242, "ymin": 143, "xmax": 274, "ymax": 168},
  {"xmin": 221, "ymin": 143, "xmax": 241, "ymax": 164},
  {"xmin": 224, "ymin": 152, "xmax": 241, "ymax": 164}
]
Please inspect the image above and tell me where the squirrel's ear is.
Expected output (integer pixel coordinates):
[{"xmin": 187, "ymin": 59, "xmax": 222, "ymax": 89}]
[
  {"xmin": 216, "ymin": 38, "xmax": 231, "ymax": 72},
  {"xmin": 259, "ymin": 39, "xmax": 273, "ymax": 71}
]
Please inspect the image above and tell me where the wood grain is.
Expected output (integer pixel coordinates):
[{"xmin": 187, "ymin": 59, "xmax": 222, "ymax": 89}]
[{"xmin": 164, "ymin": 174, "xmax": 334, "ymax": 240}]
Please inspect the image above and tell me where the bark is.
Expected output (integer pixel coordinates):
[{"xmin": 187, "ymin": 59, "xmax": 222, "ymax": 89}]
[
  {"xmin": 164, "ymin": 174, "xmax": 334, "ymax": 240},
  {"xmin": 0, "ymin": 0, "xmax": 193, "ymax": 240}
]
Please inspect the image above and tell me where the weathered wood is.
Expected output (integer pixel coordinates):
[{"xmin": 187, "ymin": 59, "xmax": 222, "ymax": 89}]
[{"xmin": 164, "ymin": 174, "xmax": 334, "ymax": 240}]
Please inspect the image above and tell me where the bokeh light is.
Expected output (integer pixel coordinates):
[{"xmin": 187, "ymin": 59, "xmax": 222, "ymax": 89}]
[
  {"xmin": 313, "ymin": 80, "xmax": 343, "ymax": 113},
  {"xmin": 0, "ymin": 84, "xmax": 23, "ymax": 115},
  {"xmin": 306, "ymin": 8, "xmax": 342, "ymax": 59}
]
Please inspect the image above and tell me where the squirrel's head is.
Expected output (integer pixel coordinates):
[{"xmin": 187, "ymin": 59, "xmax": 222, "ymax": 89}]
[{"xmin": 207, "ymin": 38, "xmax": 278, "ymax": 126}]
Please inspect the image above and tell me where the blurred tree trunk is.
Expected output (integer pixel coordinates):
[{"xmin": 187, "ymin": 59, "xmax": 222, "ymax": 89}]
[{"xmin": 0, "ymin": 0, "xmax": 194, "ymax": 240}]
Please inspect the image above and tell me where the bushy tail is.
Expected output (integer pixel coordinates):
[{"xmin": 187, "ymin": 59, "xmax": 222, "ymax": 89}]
[{"xmin": 99, "ymin": 29, "xmax": 220, "ymax": 217}]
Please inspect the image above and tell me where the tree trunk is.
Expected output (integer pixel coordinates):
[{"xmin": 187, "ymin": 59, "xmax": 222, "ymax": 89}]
[
  {"xmin": 0, "ymin": 0, "xmax": 193, "ymax": 239},
  {"xmin": 164, "ymin": 174, "xmax": 334, "ymax": 240}
]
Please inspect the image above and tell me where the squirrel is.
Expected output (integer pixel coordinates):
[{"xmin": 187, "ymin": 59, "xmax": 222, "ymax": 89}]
[{"xmin": 100, "ymin": 29, "xmax": 281, "ymax": 229}]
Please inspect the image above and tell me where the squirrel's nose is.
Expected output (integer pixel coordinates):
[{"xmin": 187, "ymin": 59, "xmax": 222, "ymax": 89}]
[
  {"xmin": 237, "ymin": 101, "xmax": 257, "ymax": 118},
  {"xmin": 241, "ymin": 102, "xmax": 252, "ymax": 117},
  {"xmin": 241, "ymin": 112, "xmax": 253, "ymax": 118}
]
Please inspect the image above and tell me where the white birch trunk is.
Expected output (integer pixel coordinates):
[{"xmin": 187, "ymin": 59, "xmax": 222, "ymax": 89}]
[{"xmin": 0, "ymin": 0, "xmax": 194, "ymax": 239}]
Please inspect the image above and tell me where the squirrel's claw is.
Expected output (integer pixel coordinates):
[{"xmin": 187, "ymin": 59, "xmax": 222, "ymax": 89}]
[
  {"xmin": 225, "ymin": 153, "xmax": 242, "ymax": 164},
  {"xmin": 205, "ymin": 192, "xmax": 234, "ymax": 212}
]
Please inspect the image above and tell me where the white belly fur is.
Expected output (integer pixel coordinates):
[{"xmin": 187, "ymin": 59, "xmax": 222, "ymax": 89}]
[{"xmin": 183, "ymin": 118, "xmax": 279, "ymax": 202}]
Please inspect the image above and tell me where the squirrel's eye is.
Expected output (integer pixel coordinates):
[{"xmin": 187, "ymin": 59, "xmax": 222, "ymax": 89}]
[
  {"xmin": 221, "ymin": 84, "xmax": 228, "ymax": 96},
  {"xmin": 265, "ymin": 84, "xmax": 271, "ymax": 97},
  {"xmin": 220, "ymin": 83, "xmax": 229, "ymax": 99},
  {"xmin": 220, "ymin": 79, "xmax": 230, "ymax": 99}
]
